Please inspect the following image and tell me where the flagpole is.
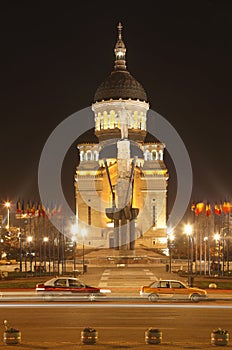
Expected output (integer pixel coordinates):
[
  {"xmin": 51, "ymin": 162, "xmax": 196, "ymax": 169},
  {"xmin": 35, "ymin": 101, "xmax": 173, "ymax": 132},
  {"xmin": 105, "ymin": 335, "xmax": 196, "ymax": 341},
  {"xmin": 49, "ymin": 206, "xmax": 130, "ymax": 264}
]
[
  {"xmin": 227, "ymin": 208, "xmax": 230, "ymax": 272},
  {"xmin": 19, "ymin": 217, "xmax": 22, "ymax": 275}
]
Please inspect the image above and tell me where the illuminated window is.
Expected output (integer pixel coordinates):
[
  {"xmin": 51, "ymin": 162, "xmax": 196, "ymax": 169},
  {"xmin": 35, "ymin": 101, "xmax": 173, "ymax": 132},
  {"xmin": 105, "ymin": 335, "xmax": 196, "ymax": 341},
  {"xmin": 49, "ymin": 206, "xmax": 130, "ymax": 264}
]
[
  {"xmin": 141, "ymin": 112, "xmax": 146, "ymax": 130},
  {"xmin": 144, "ymin": 150, "xmax": 152, "ymax": 160},
  {"xmin": 80, "ymin": 151, "xmax": 84, "ymax": 162},
  {"xmin": 86, "ymin": 150, "xmax": 92, "ymax": 161},
  {"xmin": 133, "ymin": 112, "xmax": 138, "ymax": 128},
  {"xmin": 93, "ymin": 151, "xmax": 99, "ymax": 161},
  {"xmin": 103, "ymin": 111, "xmax": 108, "ymax": 129},
  {"xmin": 100, "ymin": 115, "xmax": 104, "ymax": 129},
  {"xmin": 109, "ymin": 110, "xmax": 115, "ymax": 129},
  {"xmin": 96, "ymin": 113, "xmax": 101, "ymax": 130}
]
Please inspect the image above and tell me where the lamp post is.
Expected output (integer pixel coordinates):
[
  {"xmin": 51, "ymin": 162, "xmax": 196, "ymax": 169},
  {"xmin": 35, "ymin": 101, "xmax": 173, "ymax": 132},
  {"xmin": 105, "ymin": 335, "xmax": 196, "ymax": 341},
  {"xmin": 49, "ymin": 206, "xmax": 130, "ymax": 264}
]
[
  {"xmin": 43, "ymin": 237, "xmax": 48, "ymax": 274},
  {"xmin": 71, "ymin": 235, "xmax": 77, "ymax": 276},
  {"xmin": 214, "ymin": 233, "xmax": 220, "ymax": 276},
  {"xmin": 4, "ymin": 202, "xmax": 10, "ymax": 230},
  {"xmin": 18, "ymin": 229, "xmax": 22, "ymax": 274},
  {"xmin": 203, "ymin": 236, "xmax": 208, "ymax": 275},
  {"xmin": 184, "ymin": 224, "xmax": 193, "ymax": 286},
  {"xmin": 81, "ymin": 228, "xmax": 87, "ymax": 274},
  {"xmin": 71, "ymin": 224, "xmax": 78, "ymax": 277},
  {"xmin": 27, "ymin": 236, "xmax": 33, "ymax": 274},
  {"xmin": 167, "ymin": 231, "xmax": 174, "ymax": 273}
]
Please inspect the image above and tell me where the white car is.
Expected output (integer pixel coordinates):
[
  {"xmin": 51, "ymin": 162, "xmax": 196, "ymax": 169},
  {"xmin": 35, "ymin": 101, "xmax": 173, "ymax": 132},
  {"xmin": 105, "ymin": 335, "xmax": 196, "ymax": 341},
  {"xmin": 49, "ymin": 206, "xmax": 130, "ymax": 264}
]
[{"xmin": 36, "ymin": 277, "xmax": 111, "ymax": 301}]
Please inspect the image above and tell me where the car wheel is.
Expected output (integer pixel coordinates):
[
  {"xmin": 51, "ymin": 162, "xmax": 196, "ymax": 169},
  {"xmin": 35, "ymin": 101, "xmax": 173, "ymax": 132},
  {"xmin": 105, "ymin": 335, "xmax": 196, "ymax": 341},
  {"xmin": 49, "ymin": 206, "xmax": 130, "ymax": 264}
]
[
  {"xmin": 190, "ymin": 293, "xmax": 200, "ymax": 302},
  {"xmin": 148, "ymin": 293, "xmax": 159, "ymax": 302},
  {"xmin": 43, "ymin": 293, "xmax": 55, "ymax": 302},
  {"xmin": 88, "ymin": 294, "xmax": 96, "ymax": 301}
]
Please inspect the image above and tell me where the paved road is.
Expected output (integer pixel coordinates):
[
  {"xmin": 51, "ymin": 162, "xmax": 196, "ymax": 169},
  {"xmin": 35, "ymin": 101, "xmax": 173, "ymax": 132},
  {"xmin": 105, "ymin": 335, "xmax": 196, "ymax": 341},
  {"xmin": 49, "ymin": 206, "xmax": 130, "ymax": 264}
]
[
  {"xmin": 0, "ymin": 303, "xmax": 232, "ymax": 349},
  {"xmin": 1, "ymin": 266, "xmax": 232, "ymax": 349}
]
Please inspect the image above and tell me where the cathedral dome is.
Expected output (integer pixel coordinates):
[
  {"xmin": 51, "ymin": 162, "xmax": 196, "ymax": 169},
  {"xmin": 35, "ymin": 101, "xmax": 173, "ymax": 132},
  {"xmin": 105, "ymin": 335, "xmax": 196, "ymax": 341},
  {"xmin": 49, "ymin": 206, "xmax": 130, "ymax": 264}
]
[
  {"xmin": 93, "ymin": 23, "xmax": 148, "ymax": 103},
  {"xmin": 94, "ymin": 70, "xmax": 147, "ymax": 102}
]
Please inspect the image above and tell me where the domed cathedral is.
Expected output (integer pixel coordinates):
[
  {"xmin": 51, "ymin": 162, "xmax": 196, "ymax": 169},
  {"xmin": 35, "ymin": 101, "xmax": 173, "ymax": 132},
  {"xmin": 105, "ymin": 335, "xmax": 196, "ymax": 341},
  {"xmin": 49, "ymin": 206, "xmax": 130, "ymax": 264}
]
[{"xmin": 74, "ymin": 23, "xmax": 169, "ymax": 252}]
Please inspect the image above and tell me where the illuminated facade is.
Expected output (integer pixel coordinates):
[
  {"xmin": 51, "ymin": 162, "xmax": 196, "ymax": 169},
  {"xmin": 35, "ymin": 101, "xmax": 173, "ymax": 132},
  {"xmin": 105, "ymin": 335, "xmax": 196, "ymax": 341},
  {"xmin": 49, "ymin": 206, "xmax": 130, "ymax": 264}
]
[{"xmin": 74, "ymin": 23, "xmax": 168, "ymax": 250}]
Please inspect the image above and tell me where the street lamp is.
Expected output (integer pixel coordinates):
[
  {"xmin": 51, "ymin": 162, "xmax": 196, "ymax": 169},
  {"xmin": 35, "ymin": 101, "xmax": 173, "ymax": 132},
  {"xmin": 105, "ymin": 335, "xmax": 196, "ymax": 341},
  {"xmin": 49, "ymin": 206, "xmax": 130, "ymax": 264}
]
[
  {"xmin": 71, "ymin": 234, "xmax": 77, "ymax": 276},
  {"xmin": 81, "ymin": 228, "xmax": 87, "ymax": 274},
  {"xmin": 27, "ymin": 236, "xmax": 33, "ymax": 273},
  {"xmin": 203, "ymin": 237, "xmax": 208, "ymax": 275},
  {"xmin": 71, "ymin": 224, "xmax": 78, "ymax": 276},
  {"xmin": 43, "ymin": 237, "xmax": 49, "ymax": 274},
  {"xmin": 184, "ymin": 224, "xmax": 193, "ymax": 285},
  {"xmin": 18, "ymin": 229, "xmax": 22, "ymax": 274},
  {"xmin": 4, "ymin": 202, "xmax": 10, "ymax": 230}
]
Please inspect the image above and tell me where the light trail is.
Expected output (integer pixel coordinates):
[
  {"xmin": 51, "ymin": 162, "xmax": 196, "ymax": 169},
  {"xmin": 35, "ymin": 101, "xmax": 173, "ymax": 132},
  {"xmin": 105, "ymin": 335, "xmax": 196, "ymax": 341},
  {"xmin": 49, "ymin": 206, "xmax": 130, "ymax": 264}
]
[{"xmin": 0, "ymin": 303, "xmax": 232, "ymax": 309}]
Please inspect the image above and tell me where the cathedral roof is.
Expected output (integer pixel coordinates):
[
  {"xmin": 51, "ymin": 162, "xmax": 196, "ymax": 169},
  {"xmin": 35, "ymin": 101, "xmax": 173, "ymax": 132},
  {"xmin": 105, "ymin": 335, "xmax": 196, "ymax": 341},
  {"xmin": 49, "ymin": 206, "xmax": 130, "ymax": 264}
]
[{"xmin": 93, "ymin": 23, "xmax": 148, "ymax": 103}]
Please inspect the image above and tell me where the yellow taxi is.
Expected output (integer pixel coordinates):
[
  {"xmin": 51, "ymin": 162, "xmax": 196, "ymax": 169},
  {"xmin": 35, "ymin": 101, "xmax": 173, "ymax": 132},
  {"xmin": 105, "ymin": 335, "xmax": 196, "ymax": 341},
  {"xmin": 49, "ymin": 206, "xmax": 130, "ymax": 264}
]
[{"xmin": 140, "ymin": 279, "xmax": 207, "ymax": 302}]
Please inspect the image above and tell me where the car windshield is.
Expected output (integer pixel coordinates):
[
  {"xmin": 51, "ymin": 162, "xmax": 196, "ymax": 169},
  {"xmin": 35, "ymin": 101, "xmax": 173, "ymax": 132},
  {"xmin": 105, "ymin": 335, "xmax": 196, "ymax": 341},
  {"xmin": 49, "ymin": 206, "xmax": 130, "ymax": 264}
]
[{"xmin": 149, "ymin": 281, "xmax": 159, "ymax": 288}]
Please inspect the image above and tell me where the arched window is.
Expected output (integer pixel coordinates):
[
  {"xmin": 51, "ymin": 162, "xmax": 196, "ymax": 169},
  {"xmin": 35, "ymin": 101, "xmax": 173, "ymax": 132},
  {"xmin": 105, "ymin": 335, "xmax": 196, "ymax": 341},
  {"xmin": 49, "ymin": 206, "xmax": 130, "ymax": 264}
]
[
  {"xmin": 133, "ymin": 112, "xmax": 138, "ymax": 128},
  {"xmin": 151, "ymin": 150, "xmax": 158, "ymax": 160},
  {"xmin": 86, "ymin": 150, "xmax": 92, "ymax": 161},
  {"xmin": 159, "ymin": 150, "xmax": 163, "ymax": 161},
  {"xmin": 80, "ymin": 151, "xmax": 84, "ymax": 162},
  {"xmin": 103, "ymin": 111, "xmax": 108, "ymax": 129},
  {"xmin": 144, "ymin": 150, "xmax": 150, "ymax": 161},
  {"xmin": 93, "ymin": 151, "xmax": 99, "ymax": 161},
  {"xmin": 96, "ymin": 113, "xmax": 101, "ymax": 130},
  {"xmin": 141, "ymin": 113, "xmax": 146, "ymax": 130},
  {"xmin": 100, "ymin": 114, "xmax": 104, "ymax": 129},
  {"xmin": 109, "ymin": 110, "xmax": 115, "ymax": 129}
]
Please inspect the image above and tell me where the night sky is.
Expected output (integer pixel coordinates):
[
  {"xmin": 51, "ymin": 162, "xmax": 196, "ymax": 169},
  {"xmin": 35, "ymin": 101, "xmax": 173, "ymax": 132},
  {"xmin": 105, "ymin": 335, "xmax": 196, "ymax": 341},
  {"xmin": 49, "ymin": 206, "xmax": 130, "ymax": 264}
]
[{"xmin": 0, "ymin": 1, "xmax": 231, "ymax": 220}]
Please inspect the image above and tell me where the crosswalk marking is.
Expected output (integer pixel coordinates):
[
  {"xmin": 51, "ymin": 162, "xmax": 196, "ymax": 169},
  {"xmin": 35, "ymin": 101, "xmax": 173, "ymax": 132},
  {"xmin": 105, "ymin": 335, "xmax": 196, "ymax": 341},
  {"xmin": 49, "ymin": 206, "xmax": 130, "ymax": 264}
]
[{"xmin": 98, "ymin": 268, "xmax": 156, "ymax": 288}]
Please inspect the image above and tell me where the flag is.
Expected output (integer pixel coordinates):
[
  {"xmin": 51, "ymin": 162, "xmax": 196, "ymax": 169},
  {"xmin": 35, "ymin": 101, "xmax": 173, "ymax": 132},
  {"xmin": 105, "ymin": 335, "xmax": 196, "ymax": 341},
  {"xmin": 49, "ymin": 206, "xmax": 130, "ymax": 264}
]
[
  {"xmin": 37, "ymin": 202, "xmax": 41, "ymax": 217},
  {"xmin": 51, "ymin": 205, "xmax": 57, "ymax": 216},
  {"xmin": 26, "ymin": 201, "xmax": 31, "ymax": 215},
  {"xmin": 41, "ymin": 204, "xmax": 46, "ymax": 217},
  {"xmin": 191, "ymin": 202, "xmax": 195, "ymax": 212},
  {"xmin": 16, "ymin": 200, "xmax": 21, "ymax": 214},
  {"xmin": 57, "ymin": 205, "xmax": 62, "ymax": 219},
  {"xmin": 31, "ymin": 202, "xmax": 36, "ymax": 216},
  {"xmin": 214, "ymin": 204, "xmax": 222, "ymax": 216},
  {"xmin": 223, "ymin": 201, "xmax": 231, "ymax": 214},
  {"xmin": 206, "ymin": 203, "xmax": 211, "ymax": 217},
  {"xmin": 195, "ymin": 202, "xmax": 205, "ymax": 216},
  {"xmin": 15, "ymin": 200, "xmax": 22, "ymax": 219}
]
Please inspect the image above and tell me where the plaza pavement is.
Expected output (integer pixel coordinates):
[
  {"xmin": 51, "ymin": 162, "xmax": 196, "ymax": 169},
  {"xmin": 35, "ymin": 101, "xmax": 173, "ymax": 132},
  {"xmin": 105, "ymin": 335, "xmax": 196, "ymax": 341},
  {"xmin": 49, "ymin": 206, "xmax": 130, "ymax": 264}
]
[{"xmin": 75, "ymin": 247, "xmax": 188, "ymax": 295}]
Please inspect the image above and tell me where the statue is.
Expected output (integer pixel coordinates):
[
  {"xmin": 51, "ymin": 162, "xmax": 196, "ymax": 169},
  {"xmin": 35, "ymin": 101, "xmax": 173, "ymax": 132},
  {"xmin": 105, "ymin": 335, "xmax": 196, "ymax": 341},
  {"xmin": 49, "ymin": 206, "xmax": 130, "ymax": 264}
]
[{"xmin": 119, "ymin": 104, "xmax": 130, "ymax": 139}]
